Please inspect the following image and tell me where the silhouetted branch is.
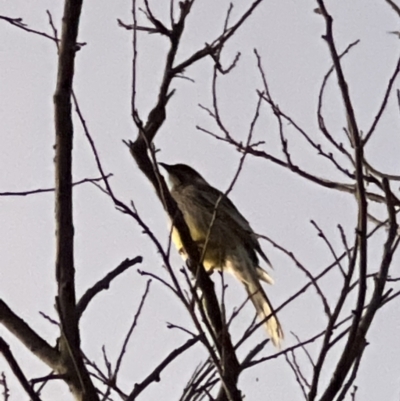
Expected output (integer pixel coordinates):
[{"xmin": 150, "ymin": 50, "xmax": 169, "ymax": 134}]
[
  {"xmin": 114, "ymin": 280, "xmax": 152, "ymax": 379},
  {"xmin": 76, "ymin": 257, "xmax": 143, "ymax": 319},
  {"xmin": 53, "ymin": 0, "xmax": 99, "ymax": 399},
  {"xmin": 127, "ymin": 336, "xmax": 200, "ymax": 400},
  {"xmin": 0, "ymin": 14, "xmax": 85, "ymax": 47},
  {"xmin": 364, "ymin": 54, "xmax": 400, "ymax": 144},
  {"xmin": 385, "ymin": 0, "xmax": 400, "ymax": 17},
  {"xmin": 0, "ymin": 175, "xmax": 111, "ymax": 197},
  {"xmin": 0, "ymin": 372, "xmax": 10, "ymax": 401},
  {"xmin": 0, "ymin": 14, "xmax": 59, "ymax": 43},
  {"xmin": 0, "ymin": 300, "xmax": 60, "ymax": 369},
  {"xmin": 285, "ymin": 351, "xmax": 309, "ymax": 400},
  {"xmin": 0, "ymin": 338, "xmax": 42, "ymax": 401}
]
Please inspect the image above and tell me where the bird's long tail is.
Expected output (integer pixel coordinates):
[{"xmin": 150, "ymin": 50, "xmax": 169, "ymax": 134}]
[
  {"xmin": 244, "ymin": 280, "xmax": 284, "ymax": 348},
  {"xmin": 226, "ymin": 259, "xmax": 284, "ymax": 347}
]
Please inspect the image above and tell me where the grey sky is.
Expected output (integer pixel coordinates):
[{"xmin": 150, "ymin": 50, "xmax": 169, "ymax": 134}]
[{"xmin": 1, "ymin": 0, "xmax": 400, "ymax": 400}]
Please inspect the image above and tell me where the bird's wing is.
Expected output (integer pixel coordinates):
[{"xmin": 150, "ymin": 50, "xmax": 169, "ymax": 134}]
[
  {"xmin": 196, "ymin": 185, "xmax": 252, "ymax": 230},
  {"xmin": 196, "ymin": 185, "xmax": 272, "ymax": 266}
]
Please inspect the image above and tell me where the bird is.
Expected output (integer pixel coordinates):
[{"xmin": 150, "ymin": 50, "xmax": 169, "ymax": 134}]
[{"xmin": 159, "ymin": 162, "xmax": 283, "ymax": 347}]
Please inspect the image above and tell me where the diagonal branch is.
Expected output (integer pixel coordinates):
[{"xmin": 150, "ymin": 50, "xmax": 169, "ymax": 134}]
[
  {"xmin": 0, "ymin": 338, "xmax": 43, "ymax": 401},
  {"xmin": 0, "ymin": 175, "xmax": 111, "ymax": 197},
  {"xmin": 364, "ymin": 54, "xmax": 400, "ymax": 144},
  {"xmin": 385, "ymin": 0, "xmax": 400, "ymax": 17},
  {"xmin": 127, "ymin": 336, "xmax": 200, "ymax": 400},
  {"xmin": 0, "ymin": 14, "xmax": 86, "ymax": 47},
  {"xmin": 0, "ymin": 15, "xmax": 59, "ymax": 43},
  {"xmin": 76, "ymin": 257, "xmax": 143, "ymax": 320},
  {"xmin": 0, "ymin": 300, "xmax": 60, "ymax": 369},
  {"xmin": 172, "ymin": 0, "xmax": 264, "ymax": 75},
  {"xmin": 114, "ymin": 280, "xmax": 152, "ymax": 379}
]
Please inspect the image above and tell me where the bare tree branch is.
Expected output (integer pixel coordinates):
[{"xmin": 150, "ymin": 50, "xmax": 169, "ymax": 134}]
[
  {"xmin": 364, "ymin": 54, "xmax": 400, "ymax": 144},
  {"xmin": 385, "ymin": 0, "xmax": 400, "ymax": 18},
  {"xmin": 53, "ymin": 0, "xmax": 99, "ymax": 399},
  {"xmin": 0, "ymin": 175, "xmax": 112, "ymax": 197},
  {"xmin": 114, "ymin": 280, "xmax": 152, "ymax": 379},
  {"xmin": 0, "ymin": 300, "xmax": 60, "ymax": 369},
  {"xmin": 76, "ymin": 257, "xmax": 143, "ymax": 319},
  {"xmin": 127, "ymin": 336, "xmax": 200, "ymax": 400},
  {"xmin": 0, "ymin": 14, "xmax": 59, "ymax": 43},
  {"xmin": 0, "ymin": 338, "xmax": 42, "ymax": 401},
  {"xmin": 0, "ymin": 14, "xmax": 85, "ymax": 47},
  {"xmin": 0, "ymin": 372, "xmax": 10, "ymax": 401}
]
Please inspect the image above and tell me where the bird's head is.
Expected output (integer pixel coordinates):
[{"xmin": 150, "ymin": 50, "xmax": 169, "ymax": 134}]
[{"xmin": 159, "ymin": 163, "xmax": 208, "ymax": 188}]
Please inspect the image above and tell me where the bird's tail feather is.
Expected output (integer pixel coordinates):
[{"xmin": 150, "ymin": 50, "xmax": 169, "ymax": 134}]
[
  {"xmin": 245, "ymin": 281, "xmax": 284, "ymax": 347},
  {"xmin": 256, "ymin": 266, "xmax": 275, "ymax": 285},
  {"xmin": 225, "ymin": 258, "xmax": 284, "ymax": 347}
]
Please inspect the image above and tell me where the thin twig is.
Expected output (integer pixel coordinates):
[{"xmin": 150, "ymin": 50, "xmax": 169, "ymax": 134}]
[
  {"xmin": 127, "ymin": 336, "xmax": 200, "ymax": 400},
  {"xmin": 76, "ymin": 257, "xmax": 143, "ymax": 319},
  {"xmin": 285, "ymin": 352, "xmax": 308, "ymax": 400},
  {"xmin": 364, "ymin": 54, "xmax": 400, "ymax": 144},
  {"xmin": 0, "ymin": 175, "xmax": 111, "ymax": 196},
  {"xmin": 114, "ymin": 280, "xmax": 152, "ymax": 378}
]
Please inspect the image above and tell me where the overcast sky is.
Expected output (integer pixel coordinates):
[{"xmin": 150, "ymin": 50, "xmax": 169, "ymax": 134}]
[{"xmin": 1, "ymin": 1, "xmax": 400, "ymax": 400}]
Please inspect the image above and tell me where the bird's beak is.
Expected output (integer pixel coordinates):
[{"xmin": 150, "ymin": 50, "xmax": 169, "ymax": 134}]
[{"xmin": 158, "ymin": 162, "xmax": 170, "ymax": 172}]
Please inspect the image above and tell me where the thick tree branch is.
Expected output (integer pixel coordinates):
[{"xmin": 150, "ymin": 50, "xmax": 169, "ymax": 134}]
[
  {"xmin": 53, "ymin": 0, "xmax": 99, "ymax": 400},
  {"xmin": 0, "ymin": 300, "xmax": 60, "ymax": 369}
]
